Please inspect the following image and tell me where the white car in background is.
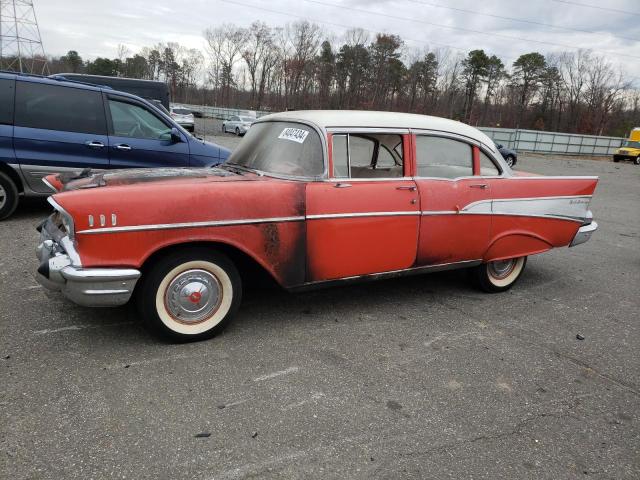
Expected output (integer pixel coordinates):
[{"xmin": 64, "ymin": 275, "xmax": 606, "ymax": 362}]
[
  {"xmin": 170, "ymin": 106, "xmax": 195, "ymax": 132},
  {"xmin": 222, "ymin": 115, "xmax": 255, "ymax": 136}
]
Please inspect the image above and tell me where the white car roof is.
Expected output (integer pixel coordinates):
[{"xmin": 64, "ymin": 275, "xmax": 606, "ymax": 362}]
[{"xmin": 258, "ymin": 110, "xmax": 496, "ymax": 152}]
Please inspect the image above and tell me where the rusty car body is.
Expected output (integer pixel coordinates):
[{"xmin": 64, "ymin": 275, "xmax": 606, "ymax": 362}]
[{"xmin": 36, "ymin": 111, "xmax": 598, "ymax": 341}]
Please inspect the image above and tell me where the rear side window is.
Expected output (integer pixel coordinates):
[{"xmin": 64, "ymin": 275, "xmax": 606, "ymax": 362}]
[
  {"xmin": 0, "ymin": 78, "xmax": 15, "ymax": 125},
  {"xmin": 415, "ymin": 136, "xmax": 473, "ymax": 179},
  {"xmin": 15, "ymin": 81, "xmax": 106, "ymax": 135}
]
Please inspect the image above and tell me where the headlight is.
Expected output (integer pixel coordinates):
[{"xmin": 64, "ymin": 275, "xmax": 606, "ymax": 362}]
[{"xmin": 48, "ymin": 197, "xmax": 75, "ymax": 240}]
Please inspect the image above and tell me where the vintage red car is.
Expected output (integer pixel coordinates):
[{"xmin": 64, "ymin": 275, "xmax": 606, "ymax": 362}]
[{"xmin": 36, "ymin": 111, "xmax": 598, "ymax": 341}]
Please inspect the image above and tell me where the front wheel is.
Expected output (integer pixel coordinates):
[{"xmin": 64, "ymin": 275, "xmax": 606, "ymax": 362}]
[
  {"xmin": 635, "ymin": 156, "xmax": 640, "ymax": 166},
  {"xmin": 0, "ymin": 171, "xmax": 19, "ymax": 221},
  {"xmin": 137, "ymin": 249, "xmax": 242, "ymax": 342},
  {"xmin": 505, "ymin": 155, "xmax": 516, "ymax": 167},
  {"xmin": 471, "ymin": 257, "xmax": 527, "ymax": 293}
]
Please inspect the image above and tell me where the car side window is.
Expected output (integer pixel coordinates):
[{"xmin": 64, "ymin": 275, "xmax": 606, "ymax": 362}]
[
  {"xmin": 332, "ymin": 133, "xmax": 404, "ymax": 179},
  {"xmin": 14, "ymin": 81, "xmax": 107, "ymax": 135},
  {"xmin": 0, "ymin": 79, "xmax": 15, "ymax": 125},
  {"xmin": 479, "ymin": 151, "xmax": 501, "ymax": 176},
  {"xmin": 109, "ymin": 99, "xmax": 171, "ymax": 140},
  {"xmin": 415, "ymin": 136, "xmax": 473, "ymax": 179}
]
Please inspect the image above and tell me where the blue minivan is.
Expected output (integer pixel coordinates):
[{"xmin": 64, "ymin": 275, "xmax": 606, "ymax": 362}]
[{"xmin": 0, "ymin": 71, "xmax": 231, "ymax": 219}]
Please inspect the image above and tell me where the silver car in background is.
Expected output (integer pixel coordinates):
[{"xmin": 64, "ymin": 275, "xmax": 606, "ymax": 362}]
[
  {"xmin": 170, "ymin": 106, "xmax": 195, "ymax": 132},
  {"xmin": 222, "ymin": 115, "xmax": 255, "ymax": 136}
]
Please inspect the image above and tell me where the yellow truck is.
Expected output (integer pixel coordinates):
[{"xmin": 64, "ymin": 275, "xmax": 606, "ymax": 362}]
[{"xmin": 613, "ymin": 128, "xmax": 640, "ymax": 165}]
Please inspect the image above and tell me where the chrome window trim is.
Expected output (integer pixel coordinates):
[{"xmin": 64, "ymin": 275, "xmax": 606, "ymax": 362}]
[
  {"xmin": 41, "ymin": 177, "xmax": 57, "ymax": 193},
  {"xmin": 321, "ymin": 177, "xmax": 414, "ymax": 183},
  {"xmin": 326, "ymin": 127, "xmax": 410, "ymax": 134}
]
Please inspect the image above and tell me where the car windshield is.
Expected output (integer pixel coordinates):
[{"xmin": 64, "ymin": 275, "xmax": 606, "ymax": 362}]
[
  {"xmin": 172, "ymin": 108, "xmax": 191, "ymax": 115},
  {"xmin": 226, "ymin": 121, "xmax": 324, "ymax": 177},
  {"xmin": 240, "ymin": 116, "xmax": 255, "ymax": 123},
  {"xmin": 622, "ymin": 140, "xmax": 640, "ymax": 148}
]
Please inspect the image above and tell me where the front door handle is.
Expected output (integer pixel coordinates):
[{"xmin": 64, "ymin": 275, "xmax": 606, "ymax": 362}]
[
  {"xmin": 396, "ymin": 185, "xmax": 417, "ymax": 191},
  {"xmin": 469, "ymin": 183, "xmax": 488, "ymax": 189},
  {"xmin": 116, "ymin": 144, "xmax": 132, "ymax": 151},
  {"xmin": 85, "ymin": 141, "xmax": 104, "ymax": 149},
  {"xmin": 334, "ymin": 182, "xmax": 352, "ymax": 188}
]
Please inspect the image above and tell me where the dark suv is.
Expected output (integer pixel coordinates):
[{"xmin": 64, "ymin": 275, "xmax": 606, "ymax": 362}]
[{"xmin": 0, "ymin": 72, "xmax": 230, "ymax": 220}]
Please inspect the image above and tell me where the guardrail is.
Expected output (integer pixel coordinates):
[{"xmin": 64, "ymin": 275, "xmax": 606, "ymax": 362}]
[
  {"xmin": 176, "ymin": 103, "xmax": 271, "ymax": 120},
  {"xmin": 176, "ymin": 103, "xmax": 625, "ymax": 156},
  {"xmin": 478, "ymin": 127, "xmax": 624, "ymax": 156}
]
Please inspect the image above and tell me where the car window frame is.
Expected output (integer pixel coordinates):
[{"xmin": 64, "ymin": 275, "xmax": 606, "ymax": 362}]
[
  {"xmin": 0, "ymin": 77, "xmax": 15, "ymax": 126},
  {"xmin": 411, "ymin": 130, "xmax": 507, "ymax": 181},
  {"xmin": 14, "ymin": 79, "xmax": 108, "ymax": 135},
  {"xmin": 413, "ymin": 133, "xmax": 475, "ymax": 180},
  {"xmin": 105, "ymin": 93, "xmax": 173, "ymax": 140},
  {"xmin": 328, "ymin": 129, "xmax": 410, "ymax": 181}
]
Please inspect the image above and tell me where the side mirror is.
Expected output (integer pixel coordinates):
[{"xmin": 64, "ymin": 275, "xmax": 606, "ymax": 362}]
[{"xmin": 170, "ymin": 127, "xmax": 182, "ymax": 143}]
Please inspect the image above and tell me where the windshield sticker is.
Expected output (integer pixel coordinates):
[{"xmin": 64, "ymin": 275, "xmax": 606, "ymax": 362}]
[{"xmin": 278, "ymin": 128, "xmax": 309, "ymax": 144}]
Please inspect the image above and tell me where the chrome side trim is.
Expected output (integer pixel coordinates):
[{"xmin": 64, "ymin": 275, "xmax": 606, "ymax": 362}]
[
  {"xmin": 307, "ymin": 211, "xmax": 420, "ymax": 220},
  {"xmin": 290, "ymin": 259, "xmax": 482, "ymax": 292},
  {"xmin": 463, "ymin": 195, "xmax": 592, "ymax": 223},
  {"xmin": 421, "ymin": 210, "xmax": 458, "ymax": 215},
  {"xmin": 77, "ymin": 215, "xmax": 306, "ymax": 235}
]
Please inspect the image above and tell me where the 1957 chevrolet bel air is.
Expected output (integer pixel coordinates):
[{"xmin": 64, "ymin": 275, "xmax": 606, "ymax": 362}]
[{"xmin": 36, "ymin": 111, "xmax": 598, "ymax": 341}]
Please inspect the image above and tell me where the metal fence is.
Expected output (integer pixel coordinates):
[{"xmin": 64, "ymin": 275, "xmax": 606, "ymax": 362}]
[
  {"xmin": 478, "ymin": 127, "xmax": 624, "ymax": 156},
  {"xmin": 176, "ymin": 103, "xmax": 624, "ymax": 156},
  {"xmin": 176, "ymin": 103, "xmax": 271, "ymax": 120}
]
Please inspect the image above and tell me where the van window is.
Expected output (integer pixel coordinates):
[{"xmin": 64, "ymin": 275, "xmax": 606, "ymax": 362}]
[
  {"xmin": 0, "ymin": 79, "xmax": 15, "ymax": 125},
  {"xmin": 14, "ymin": 81, "xmax": 107, "ymax": 135},
  {"xmin": 109, "ymin": 99, "xmax": 171, "ymax": 140},
  {"xmin": 415, "ymin": 136, "xmax": 473, "ymax": 179}
]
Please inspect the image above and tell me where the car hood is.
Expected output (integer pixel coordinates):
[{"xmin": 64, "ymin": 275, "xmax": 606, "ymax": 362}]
[{"xmin": 47, "ymin": 167, "xmax": 252, "ymax": 192}]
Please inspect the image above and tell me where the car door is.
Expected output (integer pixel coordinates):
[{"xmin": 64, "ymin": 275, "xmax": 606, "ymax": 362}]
[
  {"xmin": 414, "ymin": 134, "xmax": 492, "ymax": 266},
  {"xmin": 306, "ymin": 131, "xmax": 420, "ymax": 281},
  {"xmin": 106, "ymin": 95, "xmax": 190, "ymax": 169},
  {"xmin": 13, "ymin": 80, "xmax": 109, "ymax": 193}
]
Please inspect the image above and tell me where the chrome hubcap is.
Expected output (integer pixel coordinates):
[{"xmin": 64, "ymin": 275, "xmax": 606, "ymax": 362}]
[
  {"xmin": 488, "ymin": 259, "xmax": 516, "ymax": 280},
  {"xmin": 0, "ymin": 185, "xmax": 6, "ymax": 209},
  {"xmin": 164, "ymin": 269, "xmax": 222, "ymax": 324}
]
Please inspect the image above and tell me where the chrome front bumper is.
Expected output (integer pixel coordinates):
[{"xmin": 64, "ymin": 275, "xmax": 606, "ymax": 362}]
[
  {"xmin": 569, "ymin": 221, "xmax": 598, "ymax": 247},
  {"xmin": 36, "ymin": 218, "xmax": 141, "ymax": 307}
]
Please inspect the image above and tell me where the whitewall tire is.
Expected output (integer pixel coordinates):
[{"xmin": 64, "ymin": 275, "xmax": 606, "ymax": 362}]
[
  {"xmin": 138, "ymin": 249, "xmax": 241, "ymax": 342},
  {"xmin": 472, "ymin": 257, "xmax": 527, "ymax": 293}
]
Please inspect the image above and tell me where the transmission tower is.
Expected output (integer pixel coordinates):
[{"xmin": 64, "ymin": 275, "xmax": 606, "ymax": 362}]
[{"xmin": 0, "ymin": 0, "xmax": 48, "ymax": 74}]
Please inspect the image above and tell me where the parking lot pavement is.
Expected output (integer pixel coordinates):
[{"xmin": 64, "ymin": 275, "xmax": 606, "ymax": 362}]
[{"xmin": 1, "ymin": 152, "xmax": 639, "ymax": 479}]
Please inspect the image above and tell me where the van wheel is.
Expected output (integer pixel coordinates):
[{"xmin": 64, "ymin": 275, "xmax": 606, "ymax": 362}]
[
  {"xmin": 0, "ymin": 171, "xmax": 19, "ymax": 221},
  {"xmin": 472, "ymin": 257, "xmax": 527, "ymax": 293},
  {"xmin": 137, "ymin": 248, "xmax": 242, "ymax": 342}
]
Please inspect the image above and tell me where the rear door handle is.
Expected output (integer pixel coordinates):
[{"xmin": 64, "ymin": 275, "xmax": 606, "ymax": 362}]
[
  {"xmin": 396, "ymin": 185, "xmax": 417, "ymax": 191},
  {"xmin": 470, "ymin": 183, "xmax": 488, "ymax": 189},
  {"xmin": 85, "ymin": 141, "xmax": 104, "ymax": 149},
  {"xmin": 116, "ymin": 144, "xmax": 132, "ymax": 151}
]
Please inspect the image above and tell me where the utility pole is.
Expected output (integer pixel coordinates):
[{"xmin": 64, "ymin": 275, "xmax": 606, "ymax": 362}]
[{"xmin": 0, "ymin": 0, "xmax": 48, "ymax": 74}]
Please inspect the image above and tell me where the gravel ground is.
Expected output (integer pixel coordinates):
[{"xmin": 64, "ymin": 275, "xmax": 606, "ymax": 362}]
[{"xmin": 1, "ymin": 137, "xmax": 639, "ymax": 479}]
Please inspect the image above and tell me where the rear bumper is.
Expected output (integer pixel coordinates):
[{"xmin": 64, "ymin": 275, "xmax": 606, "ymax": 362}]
[
  {"xmin": 36, "ymin": 217, "xmax": 140, "ymax": 307},
  {"xmin": 569, "ymin": 221, "xmax": 598, "ymax": 247}
]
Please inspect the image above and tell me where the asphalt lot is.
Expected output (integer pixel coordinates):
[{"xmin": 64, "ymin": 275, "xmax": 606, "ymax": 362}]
[{"xmin": 1, "ymin": 135, "xmax": 639, "ymax": 479}]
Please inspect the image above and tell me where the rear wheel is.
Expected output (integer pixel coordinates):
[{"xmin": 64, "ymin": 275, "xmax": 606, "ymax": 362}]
[
  {"xmin": 635, "ymin": 156, "xmax": 640, "ymax": 166},
  {"xmin": 505, "ymin": 155, "xmax": 516, "ymax": 167},
  {"xmin": 137, "ymin": 248, "xmax": 242, "ymax": 342},
  {"xmin": 472, "ymin": 257, "xmax": 527, "ymax": 293},
  {"xmin": 235, "ymin": 127, "xmax": 240, "ymax": 136},
  {"xmin": 0, "ymin": 171, "xmax": 19, "ymax": 221}
]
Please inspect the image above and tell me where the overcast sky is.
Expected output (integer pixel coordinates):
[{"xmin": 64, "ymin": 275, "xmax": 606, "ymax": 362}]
[{"xmin": 35, "ymin": 0, "xmax": 640, "ymax": 84}]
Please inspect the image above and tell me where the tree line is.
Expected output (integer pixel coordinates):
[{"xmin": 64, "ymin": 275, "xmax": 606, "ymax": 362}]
[{"xmin": 19, "ymin": 20, "xmax": 640, "ymax": 136}]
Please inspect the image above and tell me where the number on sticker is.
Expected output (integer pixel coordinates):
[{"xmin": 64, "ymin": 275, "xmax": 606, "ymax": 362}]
[{"xmin": 278, "ymin": 128, "xmax": 309, "ymax": 143}]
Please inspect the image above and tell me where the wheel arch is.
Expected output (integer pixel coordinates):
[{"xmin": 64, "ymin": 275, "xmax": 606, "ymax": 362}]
[
  {"xmin": 483, "ymin": 231, "xmax": 553, "ymax": 262},
  {"xmin": 0, "ymin": 162, "xmax": 24, "ymax": 193},
  {"xmin": 139, "ymin": 240, "xmax": 282, "ymax": 289}
]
